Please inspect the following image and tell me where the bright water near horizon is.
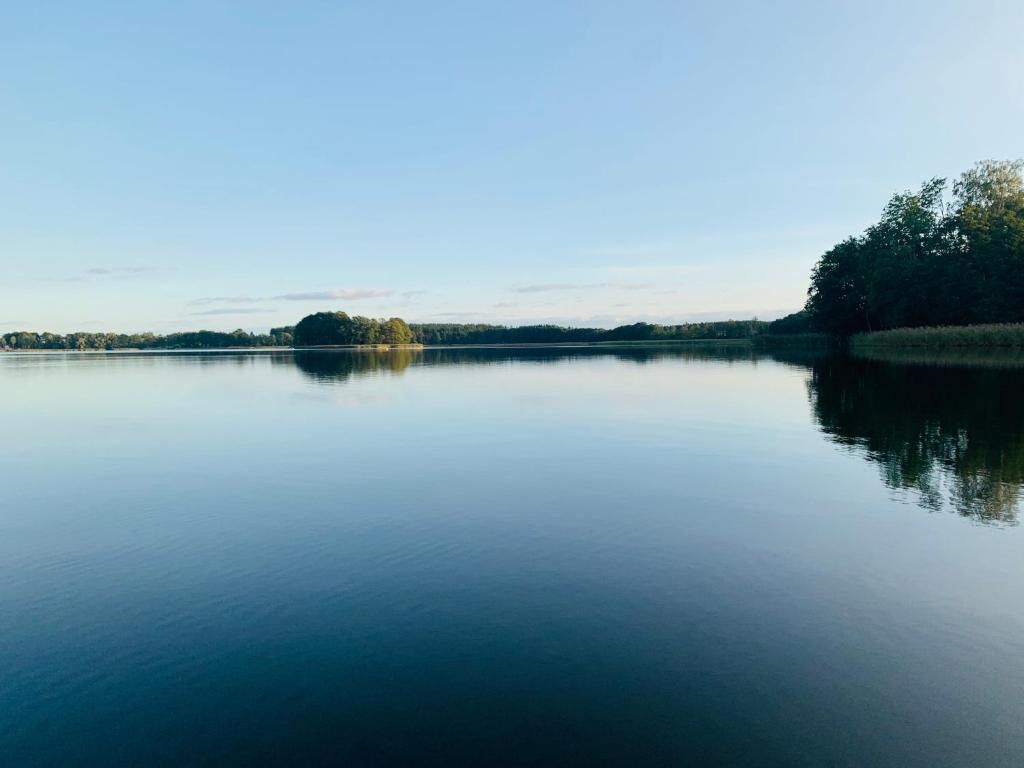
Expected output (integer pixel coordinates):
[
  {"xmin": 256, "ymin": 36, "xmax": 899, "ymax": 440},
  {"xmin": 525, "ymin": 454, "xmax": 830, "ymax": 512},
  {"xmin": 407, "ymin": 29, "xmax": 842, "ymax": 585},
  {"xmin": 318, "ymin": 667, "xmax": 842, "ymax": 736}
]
[{"xmin": 2, "ymin": 346, "xmax": 1024, "ymax": 766}]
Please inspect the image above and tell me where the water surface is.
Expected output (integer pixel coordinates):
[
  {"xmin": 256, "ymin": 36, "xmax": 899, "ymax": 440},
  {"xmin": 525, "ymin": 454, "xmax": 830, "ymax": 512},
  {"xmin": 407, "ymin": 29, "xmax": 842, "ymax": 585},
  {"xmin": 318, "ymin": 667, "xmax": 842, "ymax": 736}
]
[{"xmin": 2, "ymin": 347, "xmax": 1023, "ymax": 766}]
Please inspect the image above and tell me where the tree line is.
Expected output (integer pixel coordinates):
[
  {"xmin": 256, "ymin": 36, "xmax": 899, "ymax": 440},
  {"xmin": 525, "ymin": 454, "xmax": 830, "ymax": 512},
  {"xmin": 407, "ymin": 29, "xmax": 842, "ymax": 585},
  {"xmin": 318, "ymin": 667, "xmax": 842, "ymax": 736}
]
[
  {"xmin": 771, "ymin": 159, "xmax": 1024, "ymax": 336},
  {"xmin": 3, "ymin": 327, "xmax": 294, "ymax": 351},
  {"xmin": 5, "ymin": 314, "xmax": 770, "ymax": 351},
  {"xmin": 292, "ymin": 313, "xmax": 768, "ymax": 346},
  {"xmin": 407, "ymin": 319, "xmax": 766, "ymax": 346}
]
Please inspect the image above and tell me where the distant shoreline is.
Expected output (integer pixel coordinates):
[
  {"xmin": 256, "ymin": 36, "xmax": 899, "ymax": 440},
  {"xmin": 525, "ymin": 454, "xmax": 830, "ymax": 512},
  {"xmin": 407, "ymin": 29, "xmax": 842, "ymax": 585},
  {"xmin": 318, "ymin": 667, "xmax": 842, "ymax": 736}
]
[
  {"xmin": 9, "ymin": 326, "xmax": 1024, "ymax": 354},
  {"xmin": 2, "ymin": 339, "xmax": 754, "ymax": 354}
]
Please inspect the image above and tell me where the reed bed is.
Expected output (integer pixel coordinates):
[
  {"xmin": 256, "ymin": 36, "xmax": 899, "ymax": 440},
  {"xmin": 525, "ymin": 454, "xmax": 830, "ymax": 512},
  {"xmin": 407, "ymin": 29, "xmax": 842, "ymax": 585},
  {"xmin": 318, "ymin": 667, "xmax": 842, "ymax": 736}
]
[{"xmin": 851, "ymin": 324, "xmax": 1024, "ymax": 349}]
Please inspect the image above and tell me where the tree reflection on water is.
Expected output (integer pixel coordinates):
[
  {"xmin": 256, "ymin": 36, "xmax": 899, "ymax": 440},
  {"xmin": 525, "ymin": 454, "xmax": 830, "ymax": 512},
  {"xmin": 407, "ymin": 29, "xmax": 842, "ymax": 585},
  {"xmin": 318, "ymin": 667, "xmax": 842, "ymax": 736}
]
[{"xmin": 805, "ymin": 354, "xmax": 1024, "ymax": 525}]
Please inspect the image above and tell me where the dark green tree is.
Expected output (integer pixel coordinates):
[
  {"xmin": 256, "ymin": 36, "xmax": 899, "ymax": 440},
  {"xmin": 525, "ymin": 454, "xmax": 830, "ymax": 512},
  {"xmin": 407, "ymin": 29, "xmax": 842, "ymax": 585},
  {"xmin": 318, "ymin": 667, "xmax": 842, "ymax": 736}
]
[
  {"xmin": 293, "ymin": 311, "xmax": 355, "ymax": 346},
  {"xmin": 805, "ymin": 160, "xmax": 1024, "ymax": 335},
  {"xmin": 863, "ymin": 177, "xmax": 948, "ymax": 329},
  {"xmin": 807, "ymin": 237, "xmax": 870, "ymax": 334}
]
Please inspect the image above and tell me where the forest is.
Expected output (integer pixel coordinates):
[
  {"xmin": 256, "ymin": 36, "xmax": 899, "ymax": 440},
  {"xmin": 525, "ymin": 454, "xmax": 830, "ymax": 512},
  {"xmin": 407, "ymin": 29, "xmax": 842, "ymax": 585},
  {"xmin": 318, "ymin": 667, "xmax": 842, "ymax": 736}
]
[{"xmin": 771, "ymin": 160, "xmax": 1024, "ymax": 336}]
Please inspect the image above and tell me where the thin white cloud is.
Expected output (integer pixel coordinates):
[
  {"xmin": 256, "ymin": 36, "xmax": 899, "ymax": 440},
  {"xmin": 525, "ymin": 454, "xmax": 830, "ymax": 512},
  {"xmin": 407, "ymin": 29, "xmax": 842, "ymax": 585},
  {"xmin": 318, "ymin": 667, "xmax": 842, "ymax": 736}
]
[
  {"xmin": 50, "ymin": 266, "xmax": 172, "ymax": 283},
  {"xmin": 274, "ymin": 289, "xmax": 394, "ymax": 301},
  {"xmin": 86, "ymin": 266, "xmax": 163, "ymax": 276},
  {"xmin": 511, "ymin": 281, "xmax": 654, "ymax": 293},
  {"xmin": 430, "ymin": 311, "xmax": 484, "ymax": 318},
  {"xmin": 191, "ymin": 308, "xmax": 277, "ymax": 316},
  {"xmin": 188, "ymin": 296, "xmax": 265, "ymax": 306},
  {"xmin": 190, "ymin": 288, "xmax": 396, "ymax": 306},
  {"xmin": 512, "ymin": 283, "xmax": 591, "ymax": 293}
]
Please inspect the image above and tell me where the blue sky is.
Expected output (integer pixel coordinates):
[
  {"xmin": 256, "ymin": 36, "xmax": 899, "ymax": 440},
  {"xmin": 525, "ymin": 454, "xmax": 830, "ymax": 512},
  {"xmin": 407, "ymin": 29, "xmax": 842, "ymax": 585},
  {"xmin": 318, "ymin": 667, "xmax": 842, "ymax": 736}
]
[{"xmin": 2, "ymin": 0, "xmax": 1022, "ymax": 332}]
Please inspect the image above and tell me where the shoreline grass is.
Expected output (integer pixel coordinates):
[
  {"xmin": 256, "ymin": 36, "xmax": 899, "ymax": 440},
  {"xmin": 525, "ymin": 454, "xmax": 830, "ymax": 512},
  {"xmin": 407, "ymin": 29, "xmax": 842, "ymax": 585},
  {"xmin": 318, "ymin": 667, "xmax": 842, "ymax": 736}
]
[{"xmin": 851, "ymin": 323, "xmax": 1024, "ymax": 349}]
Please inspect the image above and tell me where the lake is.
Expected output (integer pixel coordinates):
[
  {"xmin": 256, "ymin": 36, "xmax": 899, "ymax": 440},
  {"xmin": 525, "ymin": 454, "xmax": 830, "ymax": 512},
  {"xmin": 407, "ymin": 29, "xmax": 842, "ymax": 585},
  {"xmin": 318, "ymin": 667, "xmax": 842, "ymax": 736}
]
[{"xmin": 2, "ymin": 346, "xmax": 1023, "ymax": 766}]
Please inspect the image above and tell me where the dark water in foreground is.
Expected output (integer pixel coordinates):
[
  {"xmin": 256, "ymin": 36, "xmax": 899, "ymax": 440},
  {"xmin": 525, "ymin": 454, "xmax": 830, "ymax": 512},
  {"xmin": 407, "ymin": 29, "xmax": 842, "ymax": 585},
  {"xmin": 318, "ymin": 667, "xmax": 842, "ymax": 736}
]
[{"xmin": 2, "ymin": 346, "xmax": 1023, "ymax": 766}]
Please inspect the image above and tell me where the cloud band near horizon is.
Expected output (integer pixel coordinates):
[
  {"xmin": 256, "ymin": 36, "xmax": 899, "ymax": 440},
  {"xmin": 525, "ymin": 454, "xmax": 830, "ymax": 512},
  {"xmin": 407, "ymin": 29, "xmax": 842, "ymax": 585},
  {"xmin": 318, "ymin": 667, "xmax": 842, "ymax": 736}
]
[{"xmin": 189, "ymin": 288, "xmax": 395, "ymax": 306}]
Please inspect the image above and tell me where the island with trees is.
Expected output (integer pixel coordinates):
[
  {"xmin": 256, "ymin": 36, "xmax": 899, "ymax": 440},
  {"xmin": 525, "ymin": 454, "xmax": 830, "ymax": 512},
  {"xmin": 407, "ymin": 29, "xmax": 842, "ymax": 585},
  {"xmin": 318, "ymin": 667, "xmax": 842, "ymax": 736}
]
[{"xmin": 293, "ymin": 312, "xmax": 416, "ymax": 346}]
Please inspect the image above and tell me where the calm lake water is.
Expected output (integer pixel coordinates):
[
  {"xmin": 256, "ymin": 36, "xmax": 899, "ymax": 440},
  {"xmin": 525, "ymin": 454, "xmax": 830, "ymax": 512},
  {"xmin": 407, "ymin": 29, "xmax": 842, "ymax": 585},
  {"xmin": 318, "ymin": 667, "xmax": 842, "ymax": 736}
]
[{"xmin": 3, "ymin": 346, "xmax": 1023, "ymax": 766}]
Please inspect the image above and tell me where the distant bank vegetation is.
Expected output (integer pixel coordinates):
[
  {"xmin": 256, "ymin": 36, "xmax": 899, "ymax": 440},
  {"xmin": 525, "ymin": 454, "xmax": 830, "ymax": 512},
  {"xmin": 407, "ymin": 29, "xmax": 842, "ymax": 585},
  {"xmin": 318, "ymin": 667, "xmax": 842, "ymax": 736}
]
[
  {"xmin": 2, "ymin": 327, "xmax": 295, "ymax": 351},
  {"xmin": 3, "ymin": 316, "xmax": 768, "ymax": 350},
  {"xmin": 408, "ymin": 319, "xmax": 765, "ymax": 345},
  {"xmin": 770, "ymin": 159, "xmax": 1024, "ymax": 342},
  {"xmin": 291, "ymin": 313, "xmax": 768, "ymax": 346}
]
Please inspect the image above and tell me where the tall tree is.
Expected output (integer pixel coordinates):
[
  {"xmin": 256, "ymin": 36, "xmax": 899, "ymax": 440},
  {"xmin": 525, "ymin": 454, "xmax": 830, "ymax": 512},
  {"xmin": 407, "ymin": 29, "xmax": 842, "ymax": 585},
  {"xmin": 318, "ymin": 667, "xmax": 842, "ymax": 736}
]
[
  {"xmin": 807, "ymin": 237, "xmax": 870, "ymax": 334},
  {"xmin": 951, "ymin": 160, "xmax": 1024, "ymax": 323}
]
